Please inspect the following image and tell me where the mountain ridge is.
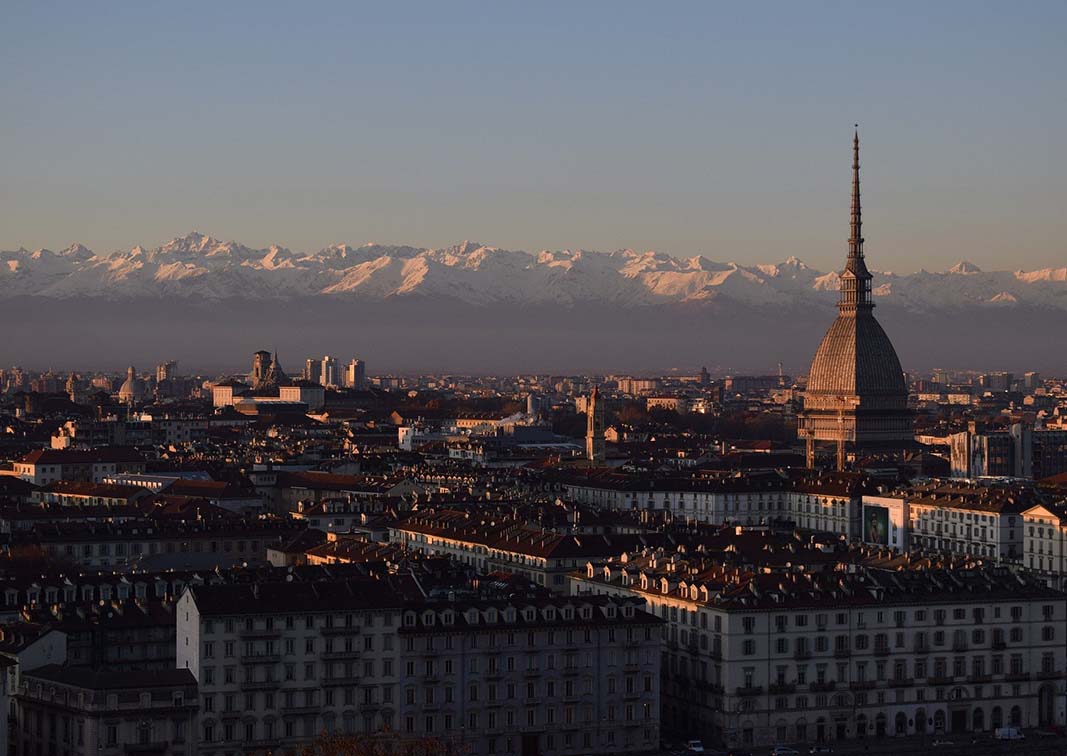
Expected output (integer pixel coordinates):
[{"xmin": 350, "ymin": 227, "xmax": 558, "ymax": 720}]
[{"xmin": 3, "ymin": 232, "xmax": 1067, "ymax": 311}]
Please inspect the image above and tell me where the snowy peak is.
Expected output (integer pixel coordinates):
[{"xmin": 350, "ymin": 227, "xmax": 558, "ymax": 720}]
[
  {"xmin": 948, "ymin": 260, "xmax": 982, "ymax": 274},
  {"xmin": 1, "ymin": 233, "xmax": 1066, "ymax": 311}
]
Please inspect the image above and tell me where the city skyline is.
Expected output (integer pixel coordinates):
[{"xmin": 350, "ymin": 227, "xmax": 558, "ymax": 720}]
[
  {"xmin": 3, "ymin": 2, "xmax": 1065, "ymax": 273},
  {"xmin": 5, "ymin": 4, "xmax": 1067, "ymax": 756}
]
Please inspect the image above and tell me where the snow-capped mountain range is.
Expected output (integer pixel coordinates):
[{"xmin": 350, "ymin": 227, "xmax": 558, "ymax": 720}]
[{"xmin": 3, "ymin": 232, "xmax": 1066, "ymax": 310}]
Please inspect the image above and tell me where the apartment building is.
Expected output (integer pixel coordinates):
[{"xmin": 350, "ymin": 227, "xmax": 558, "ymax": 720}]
[
  {"xmin": 12, "ymin": 448, "xmax": 146, "ymax": 486},
  {"xmin": 390, "ymin": 509, "xmax": 660, "ymax": 590},
  {"xmin": 572, "ymin": 548, "xmax": 1067, "ymax": 750},
  {"xmin": 20, "ymin": 519, "xmax": 303, "ymax": 571},
  {"xmin": 557, "ymin": 470, "xmax": 872, "ymax": 538},
  {"xmin": 897, "ymin": 482, "xmax": 1031, "ymax": 561},
  {"xmin": 176, "ymin": 578, "xmax": 662, "ymax": 756},
  {"xmin": 15, "ymin": 666, "xmax": 198, "ymax": 756},
  {"xmin": 1022, "ymin": 502, "xmax": 1067, "ymax": 589}
]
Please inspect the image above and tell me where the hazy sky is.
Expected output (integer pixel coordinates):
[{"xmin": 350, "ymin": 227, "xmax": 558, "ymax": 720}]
[{"xmin": 2, "ymin": 1, "xmax": 1064, "ymax": 273}]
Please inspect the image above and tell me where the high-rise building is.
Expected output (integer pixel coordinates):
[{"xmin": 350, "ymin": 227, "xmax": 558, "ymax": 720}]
[
  {"xmin": 798, "ymin": 131, "xmax": 912, "ymax": 469},
  {"xmin": 321, "ymin": 355, "xmax": 338, "ymax": 387},
  {"xmin": 344, "ymin": 358, "xmax": 366, "ymax": 390},
  {"xmin": 586, "ymin": 386, "xmax": 605, "ymax": 464},
  {"xmin": 155, "ymin": 360, "xmax": 177, "ymax": 383},
  {"xmin": 981, "ymin": 371, "xmax": 1013, "ymax": 392},
  {"xmin": 303, "ymin": 358, "xmax": 320, "ymax": 384}
]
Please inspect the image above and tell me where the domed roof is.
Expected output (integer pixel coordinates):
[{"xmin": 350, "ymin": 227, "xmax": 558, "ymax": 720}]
[
  {"xmin": 806, "ymin": 310, "xmax": 905, "ymax": 397},
  {"xmin": 118, "ymin": 366, "xmax": 143, "ymax": 403}
]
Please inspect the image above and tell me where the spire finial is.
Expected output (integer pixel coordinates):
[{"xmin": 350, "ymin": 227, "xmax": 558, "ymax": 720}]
[
  {"xmin": 839, "ymin": 127, "xmax": 873, "ymax": 311},
  {"xmin": 849, "ymin": 125, "xmax": 862, "ymax": 259}
]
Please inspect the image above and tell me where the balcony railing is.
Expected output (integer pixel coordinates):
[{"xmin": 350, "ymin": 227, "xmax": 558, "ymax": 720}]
[
  {"xmin": 735, "ymin": 685, "xmax": 763, "ymax": 697},
  {"xmin": 810, "ymin": 681, "xmax": 836, "ymax": 692}
]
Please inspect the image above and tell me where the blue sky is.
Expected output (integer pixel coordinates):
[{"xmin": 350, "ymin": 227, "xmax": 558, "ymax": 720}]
[{"xmin": 2, "ymin": 1, "xmax": 1064, "ymax": 272}]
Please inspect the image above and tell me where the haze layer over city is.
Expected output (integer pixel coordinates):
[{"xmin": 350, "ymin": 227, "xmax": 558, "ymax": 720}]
[{"xmin": 2, "ymin": 4, "xmax": 1066, "ymax": 756}]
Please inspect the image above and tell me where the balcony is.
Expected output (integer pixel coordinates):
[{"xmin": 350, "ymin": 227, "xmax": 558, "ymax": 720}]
[
  {"xmin": 849, "ymin": 681, "xmax": 875, "ymax": 691},
  {"xmin": 322, "ymin": 675, "xmax": 362, "ymax": 687},
  {"xmin": 239, "ymin": 628, "xmax": 281, "ymax": 640},
  {"xmin": 810, "ymin": 681, "xmax": 836, "ymax": 693},
  {"xmin": 833, "ymin": 648, "xmax": 851, "ymax": 659},
  {"xmin": 769, "ymin": 683, "xmax": 796, "ymax": 694},
  {"xmin": 1005, "ymin": 672, "xmax": 1031, "ymax": 682},
  {"xmin": 966, "ymin": 674, "xmax": 992, "ymax": 684},
  {"xmin": 793, "ymin": 648, "xmax": 812, "ymax": 660},
  {"xmin": 913, "ymin": 644, "xmax": 930, "ymax": 654},
  {"xmin": 124, "ymin": 743, "xmax": 169, "ymax": 755},
  {"xmin": 888, "ymin": 678, "xmax": 914, "ymax": 688},
  {"xmin": 321, "ymin": 625, "xmax": 362, "ymax": 636},
  {"xmin": 241, "ymin": 653, "xmax": 280, "ymax": 663},
  {"xmin": 239, "ymin": 679, "xmax": 278, "ymax": 691},
  {"xmin": 322, "ymin": 650, "xmax": 361, "ymax": 660},
  {"xmin": 928, "ymin": 676, "xmax": 954, "ymax": 686},
  {"xmin": 735, "ymin": 686, "xmax": 763, "ymax": 697},
  {"xmin": 1035, "ymin": 670, "xmax": 1062, "ymax": 681},
  {"xmin": 873, "ymin": 646, "xmax": 890, "ymax": 657}
]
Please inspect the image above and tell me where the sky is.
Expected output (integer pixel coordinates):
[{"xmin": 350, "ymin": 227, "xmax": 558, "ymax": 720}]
[{"xmin": 1, "ymin": 1, "xmax": 1064, "ymax": 273}]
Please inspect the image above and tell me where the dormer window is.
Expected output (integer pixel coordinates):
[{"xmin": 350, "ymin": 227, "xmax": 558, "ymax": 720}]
[{"xmin": 404, "ymin": 612, "xmax": 417, "ymax": 627}]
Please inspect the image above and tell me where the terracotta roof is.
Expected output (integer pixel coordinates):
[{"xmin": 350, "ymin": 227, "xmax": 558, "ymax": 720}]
[{"xmin": 17, "ymin": 447, "xmax": 144, "ymax": 466}]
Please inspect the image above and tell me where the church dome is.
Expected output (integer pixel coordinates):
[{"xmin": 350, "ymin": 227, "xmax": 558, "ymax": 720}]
[
  {"xmin": 806, "ymin": 310, "xmax": 906, "ymax": 397},
  {"xmin": 118, "ymin": 366, "xmax": 143, "ymax": 404}
]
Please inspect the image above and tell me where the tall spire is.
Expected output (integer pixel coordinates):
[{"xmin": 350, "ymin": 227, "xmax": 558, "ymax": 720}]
[
  {"xmin": 849, "ymin": 126, "xmax": 863, "ymax": 260},
  {"xmin": 839, "ymin": 126, "xmax": 873, "ymax": 311}
]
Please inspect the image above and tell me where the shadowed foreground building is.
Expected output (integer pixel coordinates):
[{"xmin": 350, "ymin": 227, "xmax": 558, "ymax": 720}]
[
  {"xmin": 572, "ymin": 550, "xmax": 1067, "ymax": 749},
  {"xmin": 798, "ymin": 132, "xmax": 912, "ymax": 470},
  {"xmin": 15, "ymin": 666, "xmax": 198, "ymax": 756},
  {"xmin": 176, "ymin": 578, "xmax": 662, "ymax": 756}
]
